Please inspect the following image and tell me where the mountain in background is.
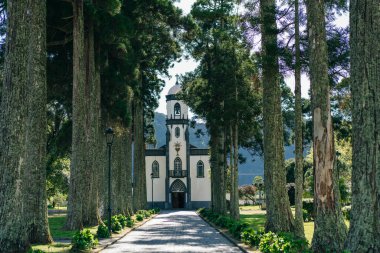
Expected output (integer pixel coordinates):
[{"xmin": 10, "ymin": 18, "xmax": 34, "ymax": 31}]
[{"xmin": 153, "ymin": 112, "xmax": 296, "ymax": 186}]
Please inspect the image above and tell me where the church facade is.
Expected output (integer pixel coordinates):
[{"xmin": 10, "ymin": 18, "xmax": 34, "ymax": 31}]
[{"xmin": 145, "ymin": 84, "xmax": 211, "ymax": 209}]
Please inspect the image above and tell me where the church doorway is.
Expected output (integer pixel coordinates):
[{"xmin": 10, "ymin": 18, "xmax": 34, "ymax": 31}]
[
  {"xmin": 170, "ymin": 179, "xmax": 187, "ymax": 209},
  {"xmin": 172, "ymin": 192, "xmax": 185, "ymax": 208}
]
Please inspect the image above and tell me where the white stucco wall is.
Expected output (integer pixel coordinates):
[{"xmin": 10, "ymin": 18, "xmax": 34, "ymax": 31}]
[
  {"xmin": 145, "ymin": 156, "xmax": 166, "ymax": 202},
  {"xmin": 167, "ymin": 125, "xmax": 188, "ymax": 171},
  {"xmin": 190, "ymin": 156, "xmax": 211, "ymax": 201},
  {"xmin": 166, "ymin": 100, "xmax": 189, "ymax": 119}
]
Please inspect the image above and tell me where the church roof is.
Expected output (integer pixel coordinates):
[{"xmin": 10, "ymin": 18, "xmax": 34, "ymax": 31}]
[{"xmin": 167, "ymin": 84, "xmax": 181, "ymax": 95}]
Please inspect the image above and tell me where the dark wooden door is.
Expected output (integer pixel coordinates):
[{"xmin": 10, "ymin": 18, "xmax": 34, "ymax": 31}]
[{"xmin": 172, "ymin": 192, "xmax": 185, "ymax": 208}]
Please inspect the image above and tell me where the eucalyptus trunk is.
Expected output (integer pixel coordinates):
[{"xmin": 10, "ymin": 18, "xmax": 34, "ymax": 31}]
[
  {"xmin": 83, "ymin": 9, "xmax": 101, "ymax": 226},
  {"xmin": 210, "ymin": 133, "xmax": 219, "ymax": 212},
  {"xmin": 305, "ymin": 0, "xmax": 347, "ymax": 251},
  {"xmin": 133, "ymin": 98, "xmax": 147, "ymax": 211},
  {"xmin": 0, "ymin": 0, "xmax": 51, "ymax": 250},
  {"xmin": 293, "ymin": 0, "xmax": 304, "ymax": 238},
  {"xmin": 66, "ymin": 0, "xmax": 89, "ymax": 229},
  {"xmin": 218, "ymin": 129, "xmax": 227, "ymax": 215},
  {"xmin": 231, "ymin": 121, "xmax": 240, "ymax": 220},
  {"xmin": 345, "ymin": 1, "xmax": 380, "ymax": 251},
  {"xmin": 125, "ymin": 93, "xmax": 134, "ymax": 214},
  {"xmin": 210, "ymin": 128, "xmax": 226, "ymax": 214},
  {"xmin": 260, "ymin": 0, "xmax": 294, "ymax": 233}
]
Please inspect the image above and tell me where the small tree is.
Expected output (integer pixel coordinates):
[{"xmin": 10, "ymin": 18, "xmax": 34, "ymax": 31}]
[
  {"xmin": 253, "ymin": 176, "xmax": 264, "ymax": 202},
  {"xmin": 238, "ymin": 185, "xmax": 257, "ymax": 204}
]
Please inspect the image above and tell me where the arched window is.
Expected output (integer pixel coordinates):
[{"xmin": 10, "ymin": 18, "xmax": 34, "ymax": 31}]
[
  {"xmin": 175, "ymin": 127, "xmax": 180, "ymax": 138},
  {"xmin": 174, "ymin": 103, "xmax": 181, "ymax": 116},
  {"xmin": 174, "ymin": 157, "xmax": 182, "ymax": 172},
  {"xmin": 152, "ymin": 161, "xmax": 159, "ymax": 178},
  {"xmin": 197, "ymin": 161, "xmax": 204, "ymax": 178}
]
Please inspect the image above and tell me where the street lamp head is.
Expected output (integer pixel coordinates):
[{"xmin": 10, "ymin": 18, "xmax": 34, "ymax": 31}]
[{"xmin": 105, "ymin": 127, "xmax": 114, "ymax": 145}]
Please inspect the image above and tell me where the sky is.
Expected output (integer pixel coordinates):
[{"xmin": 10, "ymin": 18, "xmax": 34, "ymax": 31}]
[{"xmin": 156, "ymin": 0, "xmax": 349, "ymax": 115}]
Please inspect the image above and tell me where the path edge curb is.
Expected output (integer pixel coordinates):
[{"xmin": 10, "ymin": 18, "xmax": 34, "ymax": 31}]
[
  {"xmin": 196, "ymin": 212, "xmax": 257, "ymax": 253},
  {"xmin": 93, "ymin": 214, "xmax": 158, "ymax": 252}
]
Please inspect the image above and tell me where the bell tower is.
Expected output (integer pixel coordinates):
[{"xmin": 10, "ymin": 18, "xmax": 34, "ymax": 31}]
[{"xmin": 165, "ymin": 81, "xmax": 191, "ymax": 209}]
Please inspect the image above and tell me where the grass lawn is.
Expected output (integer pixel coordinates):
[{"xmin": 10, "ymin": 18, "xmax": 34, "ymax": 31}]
[
  {"xmin": 32, "ymin": 214, "xmax": 98, "ymax": 252},
  {"xmin": 48, "ymin": 214, "xmax": 98, "ymax": 239},
  {"xmin": 32, "ymin": 243, "xmax": 71, "ymax": 253},
  {"xmin": 240, "ymin": 206, "xmax": 350, "ymax": 244}
]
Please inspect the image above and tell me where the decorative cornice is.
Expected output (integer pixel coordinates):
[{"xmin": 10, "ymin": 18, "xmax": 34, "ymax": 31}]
[
  {"xmin": 146, "ymin": 149, "xmax": 166, "ymax": 156},
  {"xmin": 166, "ymin": 118, "xmax": 189, "ymax": 125},
  {"xmin": 190, "ymin": 149, "xmax": 209, "ymax": 156}
]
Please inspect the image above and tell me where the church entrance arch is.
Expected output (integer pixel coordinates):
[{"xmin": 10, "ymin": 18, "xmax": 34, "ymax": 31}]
[{"xmin": 170, "ymin": 179, "xmax": 186, "ymax": 208}]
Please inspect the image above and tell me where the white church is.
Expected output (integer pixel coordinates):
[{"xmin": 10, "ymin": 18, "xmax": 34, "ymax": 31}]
[{"xmin": 145, "ymin": 83, "xmax": 212, "ymax": 209}]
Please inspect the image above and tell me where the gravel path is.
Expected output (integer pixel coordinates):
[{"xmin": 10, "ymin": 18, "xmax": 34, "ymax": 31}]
[{"xmin": 101, "ymin": 210, "xmax": 243, "ymax": 253}]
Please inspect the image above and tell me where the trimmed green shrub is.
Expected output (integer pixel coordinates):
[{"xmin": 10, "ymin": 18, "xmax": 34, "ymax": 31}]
[
  {"xmin": 136, "ymin": 214, "xmax": 144, "ymax": 221},
  {"xmin": 111, "ymin": 216, "xmax": 122, "ymax": 232},
  {"xmin": 117, "ymin": 214, "xmax": 127, "ymax": 228},
  {"xmin": 126, "ymin": 217, "xmax": 135, "ymax": 228},
  {"xmin": 259, "ymin": 232, "xmax": 310, "ymax": 253},
  {"xmin": 97, "ymin": 223, "xmax": 110, "ymax": 238},
  {"xmin": 241, "ymin": 228, "xmax": 264, "ymax": 247},
  {"xmin": 71, "ymin": 229, "xmax": 98, "ymax": 251},
  {"xmin": 228, "ymin": 221, "xmax": 249, "ymax": 239},
  {"xmin": 153, "ymin": 207, "xmax": 161, "ymax": 213}
]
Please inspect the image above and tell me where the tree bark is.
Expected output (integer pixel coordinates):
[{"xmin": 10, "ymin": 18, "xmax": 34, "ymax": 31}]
[
  {"xmin": 132, "ymin": 97, "xmax": 147, "ymax": 211},
  {"xmin": 345, "ymin": 1, "xmax": 380, "ymax": 251},
  {"xmin": 260, "ymin": 0, "xmax": 294, "ymax": 233},
  {"xmin": 305, "ymin": 0, "xmax": 347, "ymax": 251},
  {"xmin": 231, "ymin": 121, "xmax": 240, "ymax": 220},
  {"xmin": 293, "ymin": 0, "xmax": 304, "ymax": 238},
  {"xmin": 0, "ymin": 0, "xmax": 52, "ymax": 250},
  {"xmin": 83, "ymin": 5, "xmax": 101, "ymax": 226},
  {"xmin": 65, "ymin": 0, "xmax": 87, "ymax": 230}
]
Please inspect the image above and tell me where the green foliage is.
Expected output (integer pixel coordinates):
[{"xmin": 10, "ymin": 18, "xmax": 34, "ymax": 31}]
[
  {"xmin": 96, "ymin": 223, "xmax": 110, "ymax": 238},
  {"xmin": 259, "ymin": 232, "xmax": 310, "ymax": 253},
  {"xmin": 136, "ymin": 214, "xmax": 144, "ymax": 221},
  {"xmin": 111, "ymin": 216, "xmax": 122, "ymax": 232},
  {"xmin": 302, "ymin": 200, "xmax": 314, "ymax": 221},
  {"xmin": 71, "ymin": 229, "xmax": 98, "ymax": 251},
  {"xmin": 117, "ymin": 214, "xmax": 127, "ymax": 228},
  {"xmin": 200, "ymin": 208, "xmax": 310, "ymax": 251},
  {"xmin": 303, "ymin": 209, "xmax": 312, "ymax": 222},
  {"xmin": 126, "ymin": 216, "xmax": 135, "ymax": 228},
  {"xmin": 153, "ymin": 207, "xmax": 161, "ymax": 214},
  {"xmin": 228, "ymin": 221, "xmax": 249, "ymax": 239},
  {"xmin": 342, "ymin": 206, "xmax": 351, "ymax": 221},
  {"xmin": 28, "ymin": 249, "xmax": 45, "ymax": 253},
  {"xmin": 241, "ymin": 228, "xmax": 265, "ymax": 247}
]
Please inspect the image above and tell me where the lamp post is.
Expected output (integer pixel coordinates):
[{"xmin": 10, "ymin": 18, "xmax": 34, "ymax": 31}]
[
  {"xmin": 105, "ymin": 127, "xmax": 114, "ymax": 235},
  {"xmin": 150, "ymin": 173, "xmax": 154, "ymax": 209}
]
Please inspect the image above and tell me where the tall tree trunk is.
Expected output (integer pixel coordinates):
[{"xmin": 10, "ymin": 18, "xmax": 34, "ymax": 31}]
[
  {"xmin": 125, "ymin": 93, "xmax": 134, "ymax": 214},
  {"xmin": 0, "ymin": 0, "xmax": 51, "ymax": 250},
  {"xmin": 218, "ymin": 129, "xmax": 227, "ymax": 214},
  {"xmin": 293, "ymin": 0, "xmax": 304, "ymax": 238},
  {"xmin": 66, "ymin": 0, "xmax": 87, "ymax": 230},
  {"xmin": 210, "ymin": 132, "xmax": 219, "ymax": 212},
  {"xmin": 230, "ymin": 121, "xmax": 240, "ymax": 220},
  {"xmin": 83, "ymin": 6, "xmax": 101, "ymax": 226},
  {"xmin": 133, "ymin": 97, "xmax": 147, "ymax": 211},
  {"xmin": 25, "ymin": 0, "xmax": 52, "ymax": 244},
  {"xmin": 346, "ymin": 1, "xmax": 380, "ymax": 251},
  {"xmin": 229, "ymin": 125, "xmax": 235, "ymax": 217},
  {"xmin": 305, "ymin": 0, "xmax": 347, "ymax": 251},
  {"xmin": 260, "ymin": 0, "xmax": 294, "ymax": 233}
]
